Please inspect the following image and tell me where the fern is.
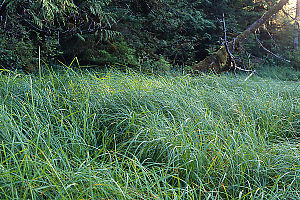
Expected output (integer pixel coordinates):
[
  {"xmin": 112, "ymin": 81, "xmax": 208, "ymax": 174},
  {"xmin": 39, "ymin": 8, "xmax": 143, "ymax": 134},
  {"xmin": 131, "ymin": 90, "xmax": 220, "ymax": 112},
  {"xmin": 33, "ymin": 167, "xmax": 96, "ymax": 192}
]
[
  {"xmin": 1, "ymin": 0, "xmax": 121, "ymax": 71},
  {"xmin": 5, "ymin": 0, "xmax": 118, "ymax": 40}
]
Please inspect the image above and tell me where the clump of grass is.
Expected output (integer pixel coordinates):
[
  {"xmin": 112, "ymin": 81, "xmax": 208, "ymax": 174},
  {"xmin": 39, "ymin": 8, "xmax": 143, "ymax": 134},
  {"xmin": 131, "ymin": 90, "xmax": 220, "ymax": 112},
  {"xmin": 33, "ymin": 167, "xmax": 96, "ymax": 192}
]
[
  {"xmin": 0, "ymin": 68, "xmax": 299, "ymax": 199},
  {"xmin": 256, "ymin": 64, "xmax": 300, "ymax": 81}
]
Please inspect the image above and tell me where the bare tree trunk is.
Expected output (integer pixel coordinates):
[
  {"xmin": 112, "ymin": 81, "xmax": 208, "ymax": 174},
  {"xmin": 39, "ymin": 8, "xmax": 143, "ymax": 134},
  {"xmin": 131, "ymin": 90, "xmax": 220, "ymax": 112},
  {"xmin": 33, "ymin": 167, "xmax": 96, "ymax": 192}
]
[
  {"xmin": 294, "ymin": 0, "xmax": 300, "ymax": 49},
  {"xmin": 193, "ymin": 0, "xmax": 289, "ymax": 73}
]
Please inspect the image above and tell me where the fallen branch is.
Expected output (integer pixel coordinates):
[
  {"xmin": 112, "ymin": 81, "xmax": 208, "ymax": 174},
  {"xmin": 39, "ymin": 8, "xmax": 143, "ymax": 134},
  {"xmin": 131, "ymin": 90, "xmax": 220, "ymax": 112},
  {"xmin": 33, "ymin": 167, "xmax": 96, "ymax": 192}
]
[
  {"xmin": 193, "ymin": 0, "xmax": 290, "ymax": 73},
  {"xmin": 244, "ymin": 70, "xmax": 256, "ymax": 81},
  {"xmin": 232, "ymin": 0, "xmax": 289, "ymax": 49},
  {"xmin": 255, "ymin": 32, "xmax": 291, "ymax": 62}
]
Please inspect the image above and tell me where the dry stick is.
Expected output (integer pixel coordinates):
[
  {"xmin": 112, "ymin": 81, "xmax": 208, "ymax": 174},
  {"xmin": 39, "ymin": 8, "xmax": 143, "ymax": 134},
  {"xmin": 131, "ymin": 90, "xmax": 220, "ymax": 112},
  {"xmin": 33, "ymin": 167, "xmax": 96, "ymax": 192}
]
[
  {"xmin": 263, "ymin": 26, "xmax": 277, "ymax": 45},
  {"xmin": 255, "ymin": 32, "xmax": 291, "ymax": 62},
  {"xmin": 195, "ymin": 0, "xmax": 289, "ymax": 73},
  {"xmin": 244, "ymin": 70, "xmax": 256, "ymax": 82},
  {"xmin": 0, "ymin": 0, "xmax": 6, "ymax": 9},
  {"xmin": 222, "ymin": 14, "xmax": 253, "ymax": 74},
  {"xmin": 234, "ymin": 65, "xmax": 253, "ymax": 72},
  {"xmin": 221, "ymin": 13, "xmax": 237, "ymax": 71},
  {"xmin": 262, "ymin": 26, "xmax": 287, "ymax": 59}
]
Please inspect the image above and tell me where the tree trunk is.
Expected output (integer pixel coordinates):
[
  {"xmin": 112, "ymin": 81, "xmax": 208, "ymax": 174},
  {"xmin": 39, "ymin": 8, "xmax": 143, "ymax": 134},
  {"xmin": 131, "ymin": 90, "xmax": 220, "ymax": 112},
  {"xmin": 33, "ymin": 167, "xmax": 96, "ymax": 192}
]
[
  {"xmin": 193, "ymin": 0, "xmax": 289, "ymax": 73},
  {"xmin": 294, "ymin": 0, "xmax": 300, "ymax": 49}
]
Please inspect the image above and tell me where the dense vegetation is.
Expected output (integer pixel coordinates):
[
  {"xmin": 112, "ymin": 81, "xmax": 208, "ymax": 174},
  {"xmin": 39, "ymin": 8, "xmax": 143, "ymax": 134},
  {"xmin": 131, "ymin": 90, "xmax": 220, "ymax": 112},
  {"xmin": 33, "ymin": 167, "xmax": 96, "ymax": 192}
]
[
  {"xmin": 1, "ymin": 0, "xmax": 299, "ymax": 72},
  {"xmin": 0, "ymin": 0, "xmax": 299, "ymax": 199},
  {"xmin": 0, "ymin": 67, "xmax": 299, "ymax": 199}
]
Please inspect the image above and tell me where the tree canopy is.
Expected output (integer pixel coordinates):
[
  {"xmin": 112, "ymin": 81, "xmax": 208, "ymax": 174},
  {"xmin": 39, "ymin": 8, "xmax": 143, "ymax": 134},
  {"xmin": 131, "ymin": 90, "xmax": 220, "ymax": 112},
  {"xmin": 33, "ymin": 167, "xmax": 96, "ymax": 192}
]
[{"xmin": 0, "ymin": 0, "xmax": 299, "ymax": 72}]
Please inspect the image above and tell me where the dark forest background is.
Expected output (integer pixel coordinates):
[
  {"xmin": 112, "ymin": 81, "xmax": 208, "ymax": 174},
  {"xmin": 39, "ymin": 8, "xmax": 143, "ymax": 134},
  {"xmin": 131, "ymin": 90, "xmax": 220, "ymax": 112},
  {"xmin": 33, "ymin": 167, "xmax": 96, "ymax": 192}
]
[{"xmin": 0, "ymin": 0, "xmax": 299, "ymax": 72}]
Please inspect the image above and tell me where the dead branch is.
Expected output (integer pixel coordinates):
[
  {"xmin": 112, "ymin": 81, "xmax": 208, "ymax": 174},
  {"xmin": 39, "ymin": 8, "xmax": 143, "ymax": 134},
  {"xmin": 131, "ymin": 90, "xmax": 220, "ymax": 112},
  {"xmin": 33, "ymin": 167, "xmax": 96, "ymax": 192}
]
[
  {"xmin": 255, "ymin": 32, "xmax": 291, "ymax": 62},
  {"xmin": 0, "ymin": 0, "xmax": 6, "ymax": 9},
  {"xmin": 282, "ymin": 9, "xmax": 299, "ymax": 23},
  {"xmin": 244, "ymin": 70, "xmax": 256, "ymax": 81},
  {"xmin": 221, "ymin": 13, "xmax": 236, "ymax": 70},
  {"xmin": 193, "ymin": 0, "xmax": 290, "ymax": 74},
  {"xmin": 233, "ymin": 0, "xmax": 289, "ymax": 49}
]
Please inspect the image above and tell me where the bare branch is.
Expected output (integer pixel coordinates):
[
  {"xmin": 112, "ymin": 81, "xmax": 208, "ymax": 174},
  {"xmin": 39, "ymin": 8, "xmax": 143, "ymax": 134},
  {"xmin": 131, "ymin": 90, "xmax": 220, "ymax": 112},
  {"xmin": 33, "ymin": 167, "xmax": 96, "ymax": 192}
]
[
  {"xmin": 233, "ymin": 0, "xmax": 289, "ymax": 48},
  {"xmin": 244, "ymin": 70, "xmax": 256, "ymax": 81},
  {"xmin": 192, "ymin": 0, "xmax": 290, "ymax": 74},
  {"xmin": 221, "ymin": 13, "xmax": 236, "ymax": 70},
  {"xmin": 282, "ymin": 9, "xmax": 299, "ymax": 23},
  {"xmin": 255, "ymin": 32, "xmax": 291, "ymax": 62},
  {"xmin": 0, "ymin": 0, "xmax": 6, "ymax": 9}
]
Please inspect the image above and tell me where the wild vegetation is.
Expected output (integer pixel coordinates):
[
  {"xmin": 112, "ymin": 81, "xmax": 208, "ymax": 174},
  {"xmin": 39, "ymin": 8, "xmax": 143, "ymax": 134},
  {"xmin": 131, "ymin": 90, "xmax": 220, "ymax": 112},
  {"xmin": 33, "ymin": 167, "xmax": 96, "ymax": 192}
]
[
  {"xmin": 0, "ymin": 67, "xmax": 299, "ymax": 199},
  {"xmin": 1, "ymin": 0, "xmax": 299, "ymax": 72},
  {"xmin": 0, "ymin": 0, "xmax": 299, "ymax": 199}
]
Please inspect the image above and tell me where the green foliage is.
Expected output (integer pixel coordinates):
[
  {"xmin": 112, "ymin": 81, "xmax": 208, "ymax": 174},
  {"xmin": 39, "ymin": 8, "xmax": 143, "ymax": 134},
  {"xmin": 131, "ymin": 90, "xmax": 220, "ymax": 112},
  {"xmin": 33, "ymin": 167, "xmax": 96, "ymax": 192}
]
[
  {"xmin": 139, "ymin": 56, "xmax": 173, "ymax": 73},
  {"xmin": 88, "ymin": 40, "xmax": 139, "ymax": 66},
  {"xmin": 256, "ymin": 64, "xmax": 300, "ymax": 81},
  {"xmin": 109, "ymin": 0, "xmax": 283, "ymax": 69},
  {"xmin": 59, "ymin": 36, "xmax": 139, "ymax": 66},
  {"xmin": 0, "ymin": 70, "xmax": 299, "ymax": 198},
  {"xmin": 264, "ymin": 13, "xmax": 300, "ymax": 70},
  {"xmin": 0, "ymin": 0, "xmax": 119, "ymax": 71},
  {"xmin": 0, "ymin": 35, "xmax": 35, "ymax": 71},
  {"xmin": 284, "ymin": 50, "xmax": 300, "ymax": 70},
  {"xmin": 1, "ymin": 0, "xmax": 299, "ymax": 72},
  {"xmin": 113, "ymin": 0, "xmax": 224, "ymax": 65}
]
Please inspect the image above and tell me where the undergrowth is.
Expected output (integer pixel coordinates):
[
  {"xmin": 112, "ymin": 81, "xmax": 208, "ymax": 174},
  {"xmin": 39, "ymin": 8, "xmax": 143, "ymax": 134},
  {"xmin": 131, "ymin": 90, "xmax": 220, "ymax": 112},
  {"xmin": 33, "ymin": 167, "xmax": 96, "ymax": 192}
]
[
  {"xmin": 256, "ymin": 64, "xmax": 300, "ymax": 81},
  {"xmin": 0, "ymin": 67, "xmax": 299, "ymax": 199}
]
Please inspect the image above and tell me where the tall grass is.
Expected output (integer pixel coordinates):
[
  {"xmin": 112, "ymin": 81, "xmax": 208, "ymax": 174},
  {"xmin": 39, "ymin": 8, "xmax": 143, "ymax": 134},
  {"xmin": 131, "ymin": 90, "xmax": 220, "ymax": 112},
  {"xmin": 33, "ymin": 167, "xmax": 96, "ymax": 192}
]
[{"xmin": 0, "ymin": 68, "xmax": 299, "ymax": 199}]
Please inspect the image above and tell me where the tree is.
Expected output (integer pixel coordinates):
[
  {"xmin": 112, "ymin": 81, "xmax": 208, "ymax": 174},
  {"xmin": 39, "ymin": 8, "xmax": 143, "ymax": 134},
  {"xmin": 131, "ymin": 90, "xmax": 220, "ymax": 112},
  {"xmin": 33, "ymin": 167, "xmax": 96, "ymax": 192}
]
[
  {"xmin": 193, "ymin": 0, "xmax": 290, "ymax": 73},
  {"xmin": 0, "ymin": 0, "xmax": 119, "ymax": 71}
]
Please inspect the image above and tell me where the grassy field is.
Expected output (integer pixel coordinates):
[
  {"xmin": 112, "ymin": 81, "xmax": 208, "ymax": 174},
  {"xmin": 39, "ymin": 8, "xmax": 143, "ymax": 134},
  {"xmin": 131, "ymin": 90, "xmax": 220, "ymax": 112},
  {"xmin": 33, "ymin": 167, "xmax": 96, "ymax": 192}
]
[{"xmin": 0, "ymin": 67, "xmax": 299, "ymax": 199}]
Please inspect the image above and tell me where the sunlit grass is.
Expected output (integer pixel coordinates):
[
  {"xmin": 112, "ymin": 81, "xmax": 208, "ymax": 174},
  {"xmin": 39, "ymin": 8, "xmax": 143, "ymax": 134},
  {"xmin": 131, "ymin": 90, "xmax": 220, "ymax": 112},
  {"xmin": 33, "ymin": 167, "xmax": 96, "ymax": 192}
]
[{"xmin": 0, "ymin": 68, "xmax": 299, "ymax": 199}]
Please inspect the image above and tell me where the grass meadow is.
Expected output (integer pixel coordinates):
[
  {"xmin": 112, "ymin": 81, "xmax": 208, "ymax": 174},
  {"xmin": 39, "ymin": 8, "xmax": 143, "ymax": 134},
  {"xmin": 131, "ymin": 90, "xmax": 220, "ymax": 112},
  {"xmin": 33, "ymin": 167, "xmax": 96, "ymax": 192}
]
[{"xmin": 0, "ymin": 67, "xmax": 299, "ymax": 199}]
